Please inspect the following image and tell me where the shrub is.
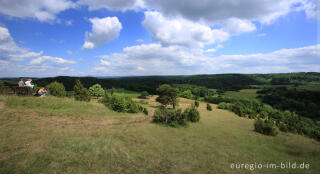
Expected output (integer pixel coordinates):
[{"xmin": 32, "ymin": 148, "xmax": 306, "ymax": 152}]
[
  {"xmin": 46, "ymin": 81, "xmax": 66, "ymax": 97},
  {"xmin": 153, "ymin": 106, "xmax": 167, "ymax": 123},
  {"xmin": 283, "ymin": 111, "xmax": 303, "ymax": 134},
  {"xmin": 89, "ymin": 84, "xmax": 105, "ymax": 98},
  {"xmin": 254, "ymin": 118, "xmax": 278, "ymax": 136},
  {"xmin": 108, "ymin": 95, "xmax": 126, "ymax": 112},
  {"xmin": 143, "ymin": 108, "xmax": 148, "ymax": 115},
  {"xmin": 206, "ymin": 103, "xmax": 212, "ymax": 111},
  {"xmin": 168, "ymin": 109, "xmax": 188, "ymax": 126},
  {"xmin": 254, "ymin": 119, "xmax": 264, "ymax": 133},
  {"xmin": 140, "ymin": 91, "xmax": 149, "ymax": 97},
  {"xmin": 217, "ymin": 102, "xmax": 232, "ymax": 110},
  {"xmin": 194, "ymin": 100, "xmax": 199, "ymax": 107},
  {"xmin": 278, "ymin": 122, "xmax": 288, "ymax": 132},
  {"xmin": 184, "ymin": 105, "xmax": 200, "ymax": 122},
  {"xmin": 231, "ymin": 102, "xmax": 246, "ymax": 117},
  {"xmin": 74, "ymin": 80, "xmax": 91, "ymax": 102},
  {"xmin": 310, "ymin": 129, "xmax": 320, "ymax": 141},
  {"xmin": 153, "ymin": 106, "xmax": 187, "ymax": 127},
  {"xmin": 103, "ymin": 94, "xmax": 145, "ymax": 114},
  {"xmin": 125, "ymin": 99, "xmax": 140, "ymax": 113}
]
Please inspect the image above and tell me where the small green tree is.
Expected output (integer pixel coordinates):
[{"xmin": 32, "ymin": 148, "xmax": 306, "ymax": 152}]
[
  {"xmin": 184, "ymin": 105, "xmax": 200, "ymax": 122},
  {"xmin": 206, "ymin": 103, "xmax": 212, "ymax": 111},
  {"xmin": 89, "ymin": 84, "xmax": 105, "ymax": 98},
  {"xmin": 156, "ymin": 84, "xmax": 179, "ymax": 109},
  {"xmin": 74, "ymin": 80, "xmax": 91, "ymax": 102},
  {"xmin": 140, "ymin": 91, "xmax": 149, "ymax": 97},
  {"xmin": 46, "ymin": 81, "xmax": 66, "ymax": 97},
  {"xmin": 254, "ymin": 118, "xmax": 278, "ymax": 136},
  {"xmin": 194, "ymin": 100, "xmax": 199, "ymax": 107}
]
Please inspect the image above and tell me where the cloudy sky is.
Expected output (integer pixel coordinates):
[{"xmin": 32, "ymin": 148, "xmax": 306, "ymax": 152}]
[{"xmin": 0, "ymin": 0, "xmax": 318, "ymax": 77}]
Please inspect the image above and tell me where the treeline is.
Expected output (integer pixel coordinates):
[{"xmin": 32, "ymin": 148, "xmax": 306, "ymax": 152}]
[
  {"xmin": 2, "ymin": 72, "xmax": 319, "ymax": 94},
  {"xmin": 252, "ymin": 72, "xmax": 320, "ymax": 85},
  {"xmin": 257, "ymin": 87, "xmax": 320, "ymax": 120},
  {"xmin": 33, "ymin": 74, "xmax": 261, "ymax": 93}
]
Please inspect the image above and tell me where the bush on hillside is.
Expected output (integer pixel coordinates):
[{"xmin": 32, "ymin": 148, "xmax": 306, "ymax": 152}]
[
  {"xmin": 107, "ymin": 95, "xmax": 126, "ymax": 112},
  {"xmin": 89, "ymin": 84, "xmax": 105, "ymax": 98},
  {"xmin": 74, "ymin": 80, "xmax": 91, "ymax": 102},
  {"xmin": 206, "ymin": 103, "xmax": 212, "ymax": 111},
  {"xmin": 194, "ymin": 100, "xmax": 199, "ymax": 107},
  {"xmin": 184, "ymin": 105, "xmax": 200, "ymax": 122},
  {"xmin": 140, "ymin": 91, "xmax": 149, "ymax": 97},
  {"xmin": 254, "ymin": 118, "xmax": 278, "ymax": 136},
  {"xmin": 278, "ymin": 122, "xmax": 288, "ymax": 132},
  {"xmin": 153, "ymin": 106, "xmax": 187, "ymax": 127},
  {"xmin": 46, "ymin": 81, "xmax": 66, "ymax": 97},
  {"xmin": 143, "ymin": 108, "xmax": 148, "ymax": 115},
  {"xmin": 102, "ymin": 94, "xmax": 147, "ymax": 114},
  {"xmin": 217, "ymin": 102, "xmax": 233, "ymax": 110},
  {"xmin": 125, "ymin": 99, "xmax": 140, "ymax": 113},
  {"xmin": 231, "ymin": 102, "xmax": 246, "ymax": 117}
]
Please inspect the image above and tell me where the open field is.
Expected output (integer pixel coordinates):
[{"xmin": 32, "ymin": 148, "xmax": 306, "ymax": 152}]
[{"xmin": 0, "ymin": 95, "xmax": 319, "ymax": 174}]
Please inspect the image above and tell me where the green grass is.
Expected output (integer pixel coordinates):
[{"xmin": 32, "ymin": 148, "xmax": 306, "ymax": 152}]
[
  {"xmin": 223, "ymin": 89, "xmax": 259, "ymax": 99},
  {"xmin": 112, "ymin": 88, "xmax": 141, "ymax": 98},
  {"xmin": 0, "ymin": 95, "xmax": 319, "ymax": 173}
]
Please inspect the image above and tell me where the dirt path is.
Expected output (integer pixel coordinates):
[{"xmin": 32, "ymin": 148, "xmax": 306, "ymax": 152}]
[{"xmin": 0, "ymin": 101, "xmax": 4, "ymax": 110}]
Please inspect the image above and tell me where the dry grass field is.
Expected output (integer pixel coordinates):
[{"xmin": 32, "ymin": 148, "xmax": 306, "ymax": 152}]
[{"xmin": 0, "ymin": 95, "xmax": 319, "ymax": 173}]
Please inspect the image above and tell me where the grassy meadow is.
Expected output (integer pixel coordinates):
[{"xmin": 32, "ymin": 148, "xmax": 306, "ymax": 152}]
[{"xmin": 0, "ymin": 94, "xmax": 319, "ymax": 174}]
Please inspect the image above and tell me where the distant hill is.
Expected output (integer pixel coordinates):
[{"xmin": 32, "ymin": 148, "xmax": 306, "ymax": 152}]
[{"xmin": 1, "ymin": 72, "xmax": 319, "ymax": 93}]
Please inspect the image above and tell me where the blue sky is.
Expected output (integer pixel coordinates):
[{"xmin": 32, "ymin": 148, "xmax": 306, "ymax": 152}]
[{"xmin": 0, "ymin": 0, "xmax": 318, "ymax": 77}]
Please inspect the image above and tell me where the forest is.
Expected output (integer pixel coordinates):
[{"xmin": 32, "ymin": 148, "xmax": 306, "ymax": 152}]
[{"xmin": 2, "ymin": 72, "xmax": 319, "ymax": 93}]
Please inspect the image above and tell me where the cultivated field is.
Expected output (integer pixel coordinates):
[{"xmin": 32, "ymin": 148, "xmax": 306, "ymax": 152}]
[{"xmin": 0, "ymin": 95, "xmax": 319, "ymax": 174}]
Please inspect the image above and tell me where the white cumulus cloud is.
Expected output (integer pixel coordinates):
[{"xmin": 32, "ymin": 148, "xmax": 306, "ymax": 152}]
[
  {"xmin": 30, "ymin": 55, "xmax": 76, "ymax": 65},
  {"xmin": 0, "ymin": 26, "xmax": 25, "ymax": 54},
  {"xmin": 0, "ymin": 25, "xmax": 75, "ymax": 77},
  {"xmin": 0, "ymin": 0, "xmax": 75, "ymax": 22},
  {"xmin": 143, "ymin": 0, "xmax": 310, "ymax": 24},
  {"xmin": 222, "ymin": 18, "xmax": 256, "ymax": 35},
  {"xmin": 142, "ymin": 11, "xmax": 229, "ymax": 48},
  {"xmin": 82, "ymin": 17, "xmax": 122, "ymax": 49},
  {"xmin": 93, "ymin": 44, "xmax": 319, "ymax": 75}
]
